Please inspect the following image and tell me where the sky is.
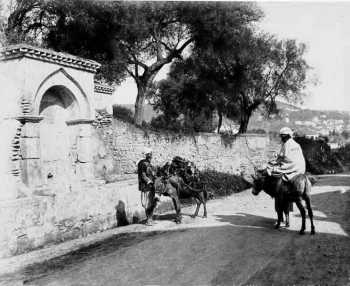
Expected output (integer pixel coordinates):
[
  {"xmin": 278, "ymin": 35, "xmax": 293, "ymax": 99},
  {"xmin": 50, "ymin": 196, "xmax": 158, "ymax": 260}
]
[
  {"xmin": 2, "ymin": 0, "xmax": 350, "ymax": 111},
  {"xmin": 115, "ymin": 1, "xmax": 350, "ymax": 112},
  {"xmin": 258, "ymin": 1, "xmax": 350, "ymax": 111}
]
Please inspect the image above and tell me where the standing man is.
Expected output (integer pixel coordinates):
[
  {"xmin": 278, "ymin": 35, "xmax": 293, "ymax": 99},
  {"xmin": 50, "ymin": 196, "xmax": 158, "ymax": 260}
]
[
  {"xmin": 137, "ymin": 147, "xmax": 158, "ymax": 225},
  {"xmin": 267, "ymin": 127, "xmax": 306, "ymax": 181}
]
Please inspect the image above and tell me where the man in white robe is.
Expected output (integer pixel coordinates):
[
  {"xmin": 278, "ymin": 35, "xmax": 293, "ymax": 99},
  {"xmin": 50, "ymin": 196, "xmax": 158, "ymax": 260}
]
[{"xmin": 267, "ymin": 127, "xmax": 306, "ymax": 181}]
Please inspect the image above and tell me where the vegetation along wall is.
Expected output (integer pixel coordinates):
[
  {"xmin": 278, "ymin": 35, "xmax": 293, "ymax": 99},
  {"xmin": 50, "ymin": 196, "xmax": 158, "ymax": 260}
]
[{"xmin": 0, "ymin": 117, "xmax": 271, "ymax": 259}]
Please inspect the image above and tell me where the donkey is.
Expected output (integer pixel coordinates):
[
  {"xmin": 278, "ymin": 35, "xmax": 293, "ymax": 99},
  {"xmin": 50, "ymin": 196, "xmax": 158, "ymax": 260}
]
[
  {"xmin": 153, "ymin": 175, "xmax": 207, "ymax": 224},
  {"xmin": 251, "ymin": 172, "xmax": 315, "ymax": 235}
]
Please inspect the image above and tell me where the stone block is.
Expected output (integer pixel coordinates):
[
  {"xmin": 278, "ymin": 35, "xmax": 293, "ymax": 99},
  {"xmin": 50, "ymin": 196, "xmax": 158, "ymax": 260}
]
[
  {"xmin": 77, "ymin": 162, "xmax": 93, "ymax": 180},
  {"xmin": 79, "ymin": 124, "xmax": 92, "ymax": 137},
  {"xmin": 20, "ymin": 159, "xmax": 43, "ymax": 187},
  {"xmin": 21, "ymin": 122, "xmax": 40, "ymax": 138},
  {"xmin": 20, "ymin": 137, "xmax": 41, "ymax": 159},
  {"xmin": 78, "ymin": 136, "xmax": 93, "ymax": 163}
]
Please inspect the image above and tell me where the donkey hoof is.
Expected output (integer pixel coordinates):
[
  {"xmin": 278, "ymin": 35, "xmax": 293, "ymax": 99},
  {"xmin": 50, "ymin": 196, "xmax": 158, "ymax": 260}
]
[
  {"xmin": 274, "ymin": 224, "xmax": 280, "ymax": 229},
  {"xmin": 203, "ymin": 215, "xmax": 207, "ymax": 218},
  {"xmin": 299, "ymin": 230, "xmax": 305, "ymax": 235},
  {"xmin": 174, "ymin": 217, "xmax": 182, "ymax": 224},
  {"xmin": 311, "ymin": 229, "xmax": 316, "ymax": 235}
]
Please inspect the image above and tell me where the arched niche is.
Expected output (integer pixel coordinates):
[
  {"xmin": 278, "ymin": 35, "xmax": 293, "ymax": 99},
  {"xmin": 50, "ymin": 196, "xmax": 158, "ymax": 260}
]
[
  {"xmin": 39, "ymin": 85, "xmax": 80, "ymax": 190},
  {"xmin": 29, "ymin": 69, "xmax": 95, "ymax": 190},
  {"xmin": 34, "ymin": 68, "xmax": 92, "ymax": 120}
]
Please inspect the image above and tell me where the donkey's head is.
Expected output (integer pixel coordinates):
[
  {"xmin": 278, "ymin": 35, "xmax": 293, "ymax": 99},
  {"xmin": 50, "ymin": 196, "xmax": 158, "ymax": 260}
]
[{"xmin": 251, "ymin": 170, "xmax": 266, "ymax": 196}]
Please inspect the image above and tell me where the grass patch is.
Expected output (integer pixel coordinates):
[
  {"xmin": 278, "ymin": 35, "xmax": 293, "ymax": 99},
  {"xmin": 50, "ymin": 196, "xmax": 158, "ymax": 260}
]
[{"xmin": 198, "ymin": 169, "xmax": 252, "ymax": 198}]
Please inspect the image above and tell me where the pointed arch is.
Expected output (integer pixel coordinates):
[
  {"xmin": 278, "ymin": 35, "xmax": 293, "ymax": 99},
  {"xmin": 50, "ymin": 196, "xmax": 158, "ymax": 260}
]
[{"xmin": 34, "ymin": 68, "xmax": 92, "ymax": 119}]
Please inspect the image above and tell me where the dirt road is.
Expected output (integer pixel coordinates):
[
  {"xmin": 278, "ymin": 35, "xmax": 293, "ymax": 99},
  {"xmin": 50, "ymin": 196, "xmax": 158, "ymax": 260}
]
[{"xmin": 1, "ymin": 174, "xmax": 349, "ymax": 286}]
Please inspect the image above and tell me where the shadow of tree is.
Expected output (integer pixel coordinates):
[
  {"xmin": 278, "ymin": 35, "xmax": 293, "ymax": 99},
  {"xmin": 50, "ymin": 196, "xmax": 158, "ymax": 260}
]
[
  {"xmin": 2, "ymin": 183, "xmax": 349, "ymax": 286},
  {"xmin": 240, "ymin": 186, "xmax": 350, "ymax": 286},
  {"xmin": 315, "ymin": 174, "xmax": 350, "ymax": 187}
]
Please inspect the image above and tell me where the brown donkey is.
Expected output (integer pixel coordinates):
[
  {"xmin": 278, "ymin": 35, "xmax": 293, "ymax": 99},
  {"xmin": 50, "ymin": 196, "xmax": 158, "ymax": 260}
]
[
  {"xmin": 252, "ymin": 172, "xmax": 315, "ymax": 235},
  {"xmin": 154, "ymin": 175, "xmax": 207, "ymax": 223}
]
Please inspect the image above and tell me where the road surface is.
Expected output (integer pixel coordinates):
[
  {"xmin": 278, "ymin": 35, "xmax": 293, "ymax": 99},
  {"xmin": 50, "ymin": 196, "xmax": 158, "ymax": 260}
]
[{"xmin": 1, "ymin": 174, "xmax": 349, "ymax": 286}]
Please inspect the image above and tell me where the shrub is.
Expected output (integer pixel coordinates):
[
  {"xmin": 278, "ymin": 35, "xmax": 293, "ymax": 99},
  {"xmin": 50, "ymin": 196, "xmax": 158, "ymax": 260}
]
[
  {"xmin": 246, "ymin": 129, "xmax": 266, "ymax": 134},
  {"xmin": 150, "ymin": 115, "xmax": 183, "ymax": 132},
  {"xmin": 294, "ymin": 136, "xmax": 343, "ymax": 174},
  {"xmin": 113, "ymin": 105, "xmax": 134, "ymax": 123},
  {"xmin": 198, "ymin": 169, "xmax": 251, "ymax": 197},
  {"xmin": 150, "ymin": 113, "xmax": 216, "ymax": 133},
  {"xmin": 334, "ymin": 143, "xmax": 350, "ymax": 168}
]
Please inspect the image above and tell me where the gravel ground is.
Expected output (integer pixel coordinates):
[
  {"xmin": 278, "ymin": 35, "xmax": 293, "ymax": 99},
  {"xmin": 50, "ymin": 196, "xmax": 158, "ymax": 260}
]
[{"xmin": 0, "ymin": 174, "xmax": 349, "ymax": 286}]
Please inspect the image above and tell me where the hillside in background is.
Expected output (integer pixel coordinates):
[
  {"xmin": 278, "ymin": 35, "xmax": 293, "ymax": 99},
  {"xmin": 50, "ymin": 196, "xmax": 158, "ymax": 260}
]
[
  {"xmin": 248, "ymin": 102, "xmax": 350, "ymax": 136},
  {"xmin": 114, "ymin": 102, "xmax": 350, "ymax": 137},
  {"xmin": 116, "ymin": 104, "xmax": 161, "ymax": 123}
]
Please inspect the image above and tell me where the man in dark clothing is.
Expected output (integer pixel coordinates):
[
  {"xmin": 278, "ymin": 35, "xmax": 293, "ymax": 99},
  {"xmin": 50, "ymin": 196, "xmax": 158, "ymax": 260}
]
[{"xmin": 137, "ymin": 147, "xmax": 158, "ymax": 225}]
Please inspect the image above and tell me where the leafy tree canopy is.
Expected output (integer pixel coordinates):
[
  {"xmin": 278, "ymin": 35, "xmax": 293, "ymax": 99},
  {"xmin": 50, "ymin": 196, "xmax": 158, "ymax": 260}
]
[
  {"xmin": 153, "ymin": 27, "xmax": 311, "ymax": 133},
  {"xmin": 6, "ymin": 0, "xmax": 262, "ymax": 126}
]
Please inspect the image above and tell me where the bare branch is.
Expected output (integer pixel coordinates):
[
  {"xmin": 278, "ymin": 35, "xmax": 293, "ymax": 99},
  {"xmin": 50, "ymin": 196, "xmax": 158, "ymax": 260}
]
[
  {"xmin": 126, "ymin": 67, "xmax": 136, "ymax": 80},
  {"xmin": 266, "ymin": 58, "xmax": 291, "ymax": 98}
]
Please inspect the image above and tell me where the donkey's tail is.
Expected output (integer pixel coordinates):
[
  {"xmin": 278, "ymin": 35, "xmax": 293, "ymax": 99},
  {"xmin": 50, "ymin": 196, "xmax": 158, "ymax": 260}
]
[
  {"xmin": 203, "ymin": 187, "xmax": 208, "ymax": 201},
  {"xmin": 305, "ymin": 174, "xmax": 312, "ymax": 195},
  {"xmin": 183, "ymin": 182, "xmax": 207, "ymax": 197}
]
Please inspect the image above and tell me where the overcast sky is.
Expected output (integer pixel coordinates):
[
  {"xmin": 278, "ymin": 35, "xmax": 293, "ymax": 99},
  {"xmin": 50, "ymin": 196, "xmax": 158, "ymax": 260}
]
[
  {"xmin": 259, "ymin": 1, "xmax": 350, "ymax": 111},
  {"xmin": 116, "ymin": 1, "xmax": 350, "ymax": 112},
  {"xmin": 2, "ymin": 0, "xmax": 350, "ymax": 111}
]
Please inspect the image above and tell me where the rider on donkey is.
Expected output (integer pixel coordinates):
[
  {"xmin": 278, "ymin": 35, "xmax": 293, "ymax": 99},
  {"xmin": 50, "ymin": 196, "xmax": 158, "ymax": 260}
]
[
  {"xmin": 253, "ymin": 127, "xmax": 315, "ymax": 234},
  {"xmin": 137, "ymin": 147, "xmax": 159, "ymax": 226},
  {"xmin": 263, "ymin": 126, "xmax": 306, "ymax": 208},
  {"xmin": 266, "ymin": 127, "xmax": 306, "ymax": 182}
]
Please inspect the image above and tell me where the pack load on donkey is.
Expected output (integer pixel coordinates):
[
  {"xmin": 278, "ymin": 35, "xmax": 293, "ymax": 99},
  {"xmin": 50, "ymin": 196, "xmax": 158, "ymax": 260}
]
[
  {"xmin": 154, "ymin": 156, "xmax": 207, "ymax": 223},
  {"xmin": 169, "ymin": 156, "xmax": 201, "ymax": 188}
]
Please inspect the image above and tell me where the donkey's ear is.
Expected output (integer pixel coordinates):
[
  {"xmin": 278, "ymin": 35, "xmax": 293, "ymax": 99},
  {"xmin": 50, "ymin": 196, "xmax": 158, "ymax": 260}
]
[{"xmin": 251, "ymin": 174, "xmax": 256, "ymax": 181}]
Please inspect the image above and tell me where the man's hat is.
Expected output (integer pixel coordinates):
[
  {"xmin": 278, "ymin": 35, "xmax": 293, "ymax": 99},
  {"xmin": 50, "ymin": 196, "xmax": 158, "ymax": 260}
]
[
  {"xmin": 279, "ymin": 127, "xmax": 293, "ymax": 136},
  {"xmin": 143, "ymin": 147, "xmax": 153, "ymax": 155}
]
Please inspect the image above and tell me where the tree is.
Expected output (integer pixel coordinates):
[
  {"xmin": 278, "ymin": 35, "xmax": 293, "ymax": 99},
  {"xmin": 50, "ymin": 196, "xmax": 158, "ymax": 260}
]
[
  {"xmin": 153, "ymin": 29, "xmax": 310, "ymax": 134},
  {"xmin": 152, "ymin": 54, "xmax": 240, "ymax": 133},
  {"xmin": 197, "ymin": 30, "xmax": 310, "ymax": 133},
  {"xmin": 0, "ymin": 3, "xmax": 6, "ymax": 46},
  {"xmin": 6, "ymin": 0, "xmax": 262, "ymax": 126}
]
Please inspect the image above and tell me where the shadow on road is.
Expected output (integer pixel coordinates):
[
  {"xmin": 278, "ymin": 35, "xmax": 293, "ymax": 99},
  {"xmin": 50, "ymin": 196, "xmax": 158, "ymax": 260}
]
[
  {"xmin": 1, "ymin": 180, "xmax": 349, "ymax": 286},
  {"xmin": 315, "ymin": 174, "xmax": 350, "ymax": 187},
  {"xmin": 241, "ymin": 183, "xmax": 350, "ymax": 286}
]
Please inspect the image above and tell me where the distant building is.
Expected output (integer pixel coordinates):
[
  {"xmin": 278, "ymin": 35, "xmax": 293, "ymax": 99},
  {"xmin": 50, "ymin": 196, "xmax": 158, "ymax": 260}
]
[
  {"xmin": 328, "ymin": 142, "xmax": 341, "ymax": 150},
  {"xmin": 305, "ymin": 134, "xmax": 318, "ymax": 140}
]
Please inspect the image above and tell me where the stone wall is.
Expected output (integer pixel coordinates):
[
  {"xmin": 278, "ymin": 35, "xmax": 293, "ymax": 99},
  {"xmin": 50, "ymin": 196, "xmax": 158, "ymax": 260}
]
[
  {"xmin": 0, "ymin": 117, "xmax": 274, "ymax": 258},
  {"xmin": 93, "ymin": 119, "xmax": 271, "ymax": 181}
]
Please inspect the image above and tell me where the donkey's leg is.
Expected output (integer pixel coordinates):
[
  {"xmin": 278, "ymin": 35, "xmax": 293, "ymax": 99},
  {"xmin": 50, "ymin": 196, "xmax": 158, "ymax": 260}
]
[
  {"xmin": 284, "ymin": 210, "xmax": 290, "ymax": 228},
  {"xmin": 192, "ymin": 191, "xmax": 207, "ymax": 218},
  {"xmin": 275, "ymin": 210, "xmax": 283, "ymax": 229},
  {"xmin": 172, "ymin": 196, "xmax": 182, "ymax": 223},
  {"xmin": 192, "ymin": 197, "xmax": 200, "ymax": 217},
  {"xmin": 202, "ymin": 195, "xmax": 207, "ymax": 218},
  {"xmin": 304, "ymin": 196, "xmax": 315, "ymax": 235},
  {"xmin": 274, "ymin": 199, "xmax": 283, "ymax": 229},
  {"xmin": 295, "ymin": 199, "xmax": 306, "ymax": 235}
]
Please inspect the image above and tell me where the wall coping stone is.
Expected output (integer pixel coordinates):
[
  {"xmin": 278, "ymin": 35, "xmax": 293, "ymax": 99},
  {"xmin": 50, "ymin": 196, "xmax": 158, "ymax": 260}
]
[
  {"xmin": 1, "ymin": 44, "xmax": 101, "ymax": 73},
  {"xmin": 15, "ymin": 115, "xmax": 44, "ymax": 123},
  {"xmin": 94, "ymin": 82, "xmax": 115, "ymax": 95},
  {"xmin": 66, "ymin": 119, "xmax": 95, "ymax": 125}
]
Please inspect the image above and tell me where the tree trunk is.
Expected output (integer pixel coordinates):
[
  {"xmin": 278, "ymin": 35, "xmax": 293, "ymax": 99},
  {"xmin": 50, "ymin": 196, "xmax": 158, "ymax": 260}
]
[
  {"xmin": 134, "ymin": 72, "xmax": 157, "ymax": 126},
  {"xmin": 238, "ymin": 109, "xmax": 252, "ymax": 134},
  {"xmin": 217, "ymin": 111, "xmax": 223, "ymax": 133},
  {"xmin": 134, "ymin": 84, "xmax": 146, "ymax": 126}
]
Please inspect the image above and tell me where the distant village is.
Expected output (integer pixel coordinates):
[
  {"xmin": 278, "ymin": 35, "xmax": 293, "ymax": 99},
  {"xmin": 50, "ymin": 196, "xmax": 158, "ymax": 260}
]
[{"xmin": 247, "ymin": 102, "xmax": 350, "ymax": 150}]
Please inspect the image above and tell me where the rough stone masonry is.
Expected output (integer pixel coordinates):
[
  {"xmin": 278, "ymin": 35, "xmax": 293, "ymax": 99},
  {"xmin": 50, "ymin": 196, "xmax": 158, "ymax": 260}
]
[{"xmin": 0, "ymin": 44, "xmax": 272, "ymax": 258}]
